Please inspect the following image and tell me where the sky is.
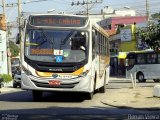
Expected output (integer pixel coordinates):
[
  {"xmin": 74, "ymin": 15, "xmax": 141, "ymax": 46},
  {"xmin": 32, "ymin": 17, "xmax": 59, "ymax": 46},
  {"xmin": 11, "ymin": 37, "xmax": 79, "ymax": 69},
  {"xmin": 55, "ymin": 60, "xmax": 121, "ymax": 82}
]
[
  {"xmin": 0, "ymin": 0, "xmax": 160, "ymax": 21},
  {"xmin": 0, "ymin": 0, "xmax": 160, "ymax": 38}
]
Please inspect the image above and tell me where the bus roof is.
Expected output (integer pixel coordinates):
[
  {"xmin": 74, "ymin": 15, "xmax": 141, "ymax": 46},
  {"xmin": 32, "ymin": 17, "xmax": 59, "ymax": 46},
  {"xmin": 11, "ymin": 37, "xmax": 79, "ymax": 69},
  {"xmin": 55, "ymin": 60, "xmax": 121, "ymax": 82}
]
[{"xmin": 28, "ymin": 13, "xmax": 88, "ymax": 18}]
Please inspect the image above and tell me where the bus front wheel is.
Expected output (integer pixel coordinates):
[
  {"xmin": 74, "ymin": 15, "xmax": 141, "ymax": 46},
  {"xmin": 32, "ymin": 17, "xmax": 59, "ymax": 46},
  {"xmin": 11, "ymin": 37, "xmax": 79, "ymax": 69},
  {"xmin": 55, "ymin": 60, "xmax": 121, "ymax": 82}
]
[
  {"xmin": 32, "ymin": 90, "xmax": 43, "ymax": 101},
  {"xmin": 85, "ymin": 92, "xmax": 94, "ymax": 100},
  {"xmin": 85, "ymin": 74, "xmax": 96, "ymax": 100},
  {"xmin": 137, "ymin": 72, "xmax": 146, "ymax": 83}
]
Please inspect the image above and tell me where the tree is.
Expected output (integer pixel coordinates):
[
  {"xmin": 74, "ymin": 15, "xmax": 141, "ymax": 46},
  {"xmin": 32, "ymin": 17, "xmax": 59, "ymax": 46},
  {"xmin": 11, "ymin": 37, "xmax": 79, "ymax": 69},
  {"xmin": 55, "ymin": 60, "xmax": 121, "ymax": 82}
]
[
  {"xmin": 9, "ymin": 40, "xmax": 20, "ymax": 57},
  {"xmin": 151, "ymin": 12, "xmax": 160, "ymax": 19},
  {"xmin": 137, "ymin": 22, "xmax": 160, "ymax": 52}
]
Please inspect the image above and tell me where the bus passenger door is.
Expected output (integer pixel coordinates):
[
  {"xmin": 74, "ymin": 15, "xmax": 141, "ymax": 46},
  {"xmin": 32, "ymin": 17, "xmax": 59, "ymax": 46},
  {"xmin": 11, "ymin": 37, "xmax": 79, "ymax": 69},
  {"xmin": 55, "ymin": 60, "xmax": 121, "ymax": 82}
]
[{"xmin": 92, "ymin": 29, "xmax": 99, "ymax": 89}]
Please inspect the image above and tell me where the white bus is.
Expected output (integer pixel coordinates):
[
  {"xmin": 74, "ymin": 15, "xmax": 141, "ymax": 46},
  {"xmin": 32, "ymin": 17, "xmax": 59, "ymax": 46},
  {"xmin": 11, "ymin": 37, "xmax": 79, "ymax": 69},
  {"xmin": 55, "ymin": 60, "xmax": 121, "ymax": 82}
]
[
  {"xmin": 126, "ymin": 50, "xmax": 160, "ymax": 83},
  {"xmin": 17, "ymin": 14, "xmax": 110, "ymax": 101}
]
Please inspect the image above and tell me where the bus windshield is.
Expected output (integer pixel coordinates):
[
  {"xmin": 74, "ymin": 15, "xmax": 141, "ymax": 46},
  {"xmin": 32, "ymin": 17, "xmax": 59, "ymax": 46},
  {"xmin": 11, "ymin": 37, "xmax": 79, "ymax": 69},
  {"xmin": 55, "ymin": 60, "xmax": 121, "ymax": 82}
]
[{"xmin": 24, "ymin": 29, "xmax": 88, "ymax": 63}]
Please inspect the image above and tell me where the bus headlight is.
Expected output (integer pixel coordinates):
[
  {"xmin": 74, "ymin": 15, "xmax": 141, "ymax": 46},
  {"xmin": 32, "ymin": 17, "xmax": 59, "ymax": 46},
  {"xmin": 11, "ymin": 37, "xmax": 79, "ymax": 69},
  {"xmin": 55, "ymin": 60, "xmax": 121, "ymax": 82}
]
[
  {"xmin": 22, "ymin": 66, "xmax": 32, "ymax": 75},
  {"xmin": 79, "ymin": 70, "xmax": 89, "ymax": 77}
]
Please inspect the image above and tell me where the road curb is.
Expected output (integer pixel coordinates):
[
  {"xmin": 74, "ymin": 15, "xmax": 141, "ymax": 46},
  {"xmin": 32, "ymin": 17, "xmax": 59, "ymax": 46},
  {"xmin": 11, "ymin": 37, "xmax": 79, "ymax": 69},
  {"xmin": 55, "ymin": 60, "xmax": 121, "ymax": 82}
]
[
  {"xmin": 100, "ymin": 101, "xmax": 160, "ymax": 110},
  {"xmin": 0, "ymin": 87, "xmax": 19, "ymax": 94}
]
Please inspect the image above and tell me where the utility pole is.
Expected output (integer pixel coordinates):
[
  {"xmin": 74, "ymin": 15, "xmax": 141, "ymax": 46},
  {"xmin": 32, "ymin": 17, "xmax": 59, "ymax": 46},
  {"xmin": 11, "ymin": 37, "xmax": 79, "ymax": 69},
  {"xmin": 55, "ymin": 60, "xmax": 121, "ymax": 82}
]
[
  {"xmin": 146, "ymin": 0, "xmax": 150, "ymax": 23},
  {"xmin": 17, "ymin": 0, "xmax": 22, "ymax": 74},
  {"xmin": 86, "ymin": 0, "xmax": 89, "ymax": 15},
  {"xmin": 18, "ymin": 0, "xmax": 22, "ymax": 40},
  {"xmin": 2, "ymin": 0, "xmax": 12, "ymax": 76},
  {"xmin": 71, "ymin": 0, "xmax": 103, "ymax": 15}
]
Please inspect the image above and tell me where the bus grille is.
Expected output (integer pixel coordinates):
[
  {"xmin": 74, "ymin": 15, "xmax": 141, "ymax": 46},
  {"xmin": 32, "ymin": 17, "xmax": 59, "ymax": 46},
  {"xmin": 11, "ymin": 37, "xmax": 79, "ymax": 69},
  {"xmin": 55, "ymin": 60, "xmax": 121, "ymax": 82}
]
[{"xmin": 32, "ymin": 80, "xmax": 79, "ymax": 88}]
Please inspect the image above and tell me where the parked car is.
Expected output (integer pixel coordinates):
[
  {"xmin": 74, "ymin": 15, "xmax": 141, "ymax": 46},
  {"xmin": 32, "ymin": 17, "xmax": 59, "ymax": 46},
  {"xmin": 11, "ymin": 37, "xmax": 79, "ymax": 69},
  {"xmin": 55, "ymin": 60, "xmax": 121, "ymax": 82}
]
[
  {"xmin": 13, "ymin": 71, "xmax": 21, "ymax": 88},
  {"xmin": 12, "ymin": 66, "xmax": 20, "ymax": 78},
  {"xmin": 0, "ymin": 77, "xmax": 3, "ymax": 88}
]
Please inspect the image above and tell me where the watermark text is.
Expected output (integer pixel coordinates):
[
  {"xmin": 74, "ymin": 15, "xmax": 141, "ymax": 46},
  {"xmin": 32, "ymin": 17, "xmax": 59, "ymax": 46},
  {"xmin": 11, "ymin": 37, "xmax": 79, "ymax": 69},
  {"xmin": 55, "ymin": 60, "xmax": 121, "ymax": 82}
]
[{"xmin": 128, "ymin": 114, "xmax": 160, "ymax": 120}]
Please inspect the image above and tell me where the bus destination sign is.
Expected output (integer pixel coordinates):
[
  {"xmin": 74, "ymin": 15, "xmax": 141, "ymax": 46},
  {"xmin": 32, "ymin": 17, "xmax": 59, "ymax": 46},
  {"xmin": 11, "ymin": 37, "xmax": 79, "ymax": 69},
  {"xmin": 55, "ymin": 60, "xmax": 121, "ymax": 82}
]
[{"xmin": 29, "ymin": 15, "xmax": 88, "ymax": 27}]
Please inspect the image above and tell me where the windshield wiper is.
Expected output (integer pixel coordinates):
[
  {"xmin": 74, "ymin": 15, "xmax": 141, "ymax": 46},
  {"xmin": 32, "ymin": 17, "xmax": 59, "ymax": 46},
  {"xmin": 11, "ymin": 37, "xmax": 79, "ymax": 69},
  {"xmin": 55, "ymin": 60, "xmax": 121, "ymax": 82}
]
[
  {"xmin": 35, "ymin": 29, "xmax": 54, "ymax": 48},
  {"xmin": 61, "ymin": 30, "xmax": 74, "ymax": 45}
]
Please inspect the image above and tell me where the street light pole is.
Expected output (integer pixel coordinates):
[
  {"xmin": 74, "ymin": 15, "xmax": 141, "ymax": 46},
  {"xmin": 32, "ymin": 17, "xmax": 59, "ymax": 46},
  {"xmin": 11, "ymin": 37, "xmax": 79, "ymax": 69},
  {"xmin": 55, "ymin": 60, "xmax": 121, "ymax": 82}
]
[{"xmin": 146, "ymin": 0, "xmax": 149, "ymax": 24}]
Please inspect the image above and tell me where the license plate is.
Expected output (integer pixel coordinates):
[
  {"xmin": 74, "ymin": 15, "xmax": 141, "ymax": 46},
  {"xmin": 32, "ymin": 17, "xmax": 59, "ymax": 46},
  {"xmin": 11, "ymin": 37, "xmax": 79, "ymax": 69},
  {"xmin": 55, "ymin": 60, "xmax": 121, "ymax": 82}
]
[{"xmin": 49, "ymin": 80, "xmax": 61, "ymax": 86}]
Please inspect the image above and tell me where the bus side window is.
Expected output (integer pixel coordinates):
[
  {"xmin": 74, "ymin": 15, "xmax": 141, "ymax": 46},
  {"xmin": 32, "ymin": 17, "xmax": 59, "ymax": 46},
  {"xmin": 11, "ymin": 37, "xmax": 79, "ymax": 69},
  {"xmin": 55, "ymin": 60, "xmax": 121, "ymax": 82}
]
[
  {"xmin": 158, "ymin": 54, "xmax": 160, "ymax": 63},
  {"xmin": 137, "ymin": 54, "xmax": 145, "ymax": 64},
  {"xmin": 147, "ymin": 53, "xmax": 157, "ymax": 63},
  {"xmin": 128, "ymin": 59, "xmax": 135, "ymax": 66},
  {"xmin": 92, "ymin": 29, "xmax": 96, "ymax": 59},
  {"xmin": 151, "ymin": 54, "xmax": 157, "ymax": 63},
  {"xmin": 147, "ymin": 54, "xmax": 152, "ymax": 63}
]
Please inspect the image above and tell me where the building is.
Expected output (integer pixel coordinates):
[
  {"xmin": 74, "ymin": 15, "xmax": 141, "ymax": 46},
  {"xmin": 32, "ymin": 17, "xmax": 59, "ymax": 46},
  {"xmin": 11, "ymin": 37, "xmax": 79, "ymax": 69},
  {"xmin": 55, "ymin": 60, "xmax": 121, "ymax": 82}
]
[
  {"xmin": 98, "ymin": 16, "xmax": 147, "ymax": 52},
  {"xmin": 98, "ymin": 16, "xmax": 146, "ymax": 31},
  {"xmin": 98, "ymin": 15, "xmax": 147, "ymax": 76},
  {"xmin": 76, "ymin": 6, "xmax": 137, "ymax": 23},
  {"xmin": 0, "ymin": 14, "xmax": 8, "ymax": 74}
]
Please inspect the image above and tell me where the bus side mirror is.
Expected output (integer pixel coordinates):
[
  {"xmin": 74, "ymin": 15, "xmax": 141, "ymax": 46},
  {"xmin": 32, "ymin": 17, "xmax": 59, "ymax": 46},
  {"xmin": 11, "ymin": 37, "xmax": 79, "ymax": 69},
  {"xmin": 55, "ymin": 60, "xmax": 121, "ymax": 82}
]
[
  {"xmin": 125, "ymin": 59, "xmax": 129, "ymax": 67},
  {"xmin": 16, "ymin": 33, "xmax": 20, "ymax": 44}
]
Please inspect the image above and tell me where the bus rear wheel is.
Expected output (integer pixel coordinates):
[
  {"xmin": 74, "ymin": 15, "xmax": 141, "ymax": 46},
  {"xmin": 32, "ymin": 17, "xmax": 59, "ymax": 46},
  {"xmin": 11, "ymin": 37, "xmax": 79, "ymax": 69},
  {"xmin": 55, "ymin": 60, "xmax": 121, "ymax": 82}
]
[
  {"xmin": 153, "ymin": 79, "xmax": 160, "ymax": 83},
  {"xmin": 137, "ymin": 72, "xmax": 146, "ymax": 83},
  {"xmin": 99, "ymin": 72, "xmax": 106, "ymax": 93},
  {"xmin": 32, "ymin": 90, "xmax": 43, "ymax": 101}
]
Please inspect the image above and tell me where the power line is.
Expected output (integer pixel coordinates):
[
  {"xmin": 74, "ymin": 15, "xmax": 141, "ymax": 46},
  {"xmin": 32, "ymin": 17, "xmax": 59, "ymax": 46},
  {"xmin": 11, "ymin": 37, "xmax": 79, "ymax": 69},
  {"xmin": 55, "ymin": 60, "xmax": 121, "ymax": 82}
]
[
  {"xmin": 71, "ymin": 0, "xmax": 103, "ymax": 15},
  {"xmin": 2, "ymin": 0, "xmax": 50, "ymax": 7},
  {"xmin": 98, "ymin": 0, "xmax": 160, "ymax": 12}
]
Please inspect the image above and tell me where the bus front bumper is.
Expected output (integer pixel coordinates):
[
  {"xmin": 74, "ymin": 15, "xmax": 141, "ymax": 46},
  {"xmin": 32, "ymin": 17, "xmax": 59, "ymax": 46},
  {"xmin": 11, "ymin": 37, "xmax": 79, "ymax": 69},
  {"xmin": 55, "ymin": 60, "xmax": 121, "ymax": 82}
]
[{"xmin": 21, "ymin": 73, "xmax": 93, "ymax": 93}]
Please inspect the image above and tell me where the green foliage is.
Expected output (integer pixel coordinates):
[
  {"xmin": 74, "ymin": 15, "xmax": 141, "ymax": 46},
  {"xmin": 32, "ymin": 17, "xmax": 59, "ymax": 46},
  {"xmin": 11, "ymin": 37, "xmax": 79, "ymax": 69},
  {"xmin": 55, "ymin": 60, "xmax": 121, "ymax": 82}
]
[
  {"xmin": 151, "ymin": 12, "xmax": 160, "ymax": 19},
  {"xmin": 137, "ymin": 22, "xmax": 160, "ymax": 51},
  {"xmin": 9, "ymin": 40, "xmax": 20, "ymax": 57},
  {"xmin": 0, "ymin": 74, "xmax": 12, "ymax": 83}
]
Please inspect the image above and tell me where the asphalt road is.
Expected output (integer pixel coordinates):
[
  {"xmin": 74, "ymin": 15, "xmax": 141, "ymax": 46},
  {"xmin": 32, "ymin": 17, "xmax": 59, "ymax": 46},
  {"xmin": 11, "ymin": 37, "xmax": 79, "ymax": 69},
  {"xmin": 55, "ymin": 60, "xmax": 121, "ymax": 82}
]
[{"xmin": 0, "ymin": 78, "xmax": 160, "ymax": 120}]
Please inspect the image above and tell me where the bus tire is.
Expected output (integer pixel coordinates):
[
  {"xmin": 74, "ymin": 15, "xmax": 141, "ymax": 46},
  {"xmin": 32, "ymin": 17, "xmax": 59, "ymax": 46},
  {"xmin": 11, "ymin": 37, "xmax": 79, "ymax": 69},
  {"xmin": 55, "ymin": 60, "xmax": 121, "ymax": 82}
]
[
  {"xmin": 13, "ymin": 83, "xmax": 17, "ymax": 88},
  {"xmin": 99, "ymin": 72, "xmax": 106, "ymax": 93},
  {"xmin": 153, "ymin": 79, "xmax": 160, "ymax": 83},
  {"xmin": 85, "ymin": 74, "xmax": 96, "ymax": 100},
  {"xmin": 85, "ymin": 92, "xmax": 94, "ymax": 100},
  {"xmin": 137, "ymin": 72, "xmax": 146, "ymax": 82},
  {"xmin": 32, "ymin": 90, "xmax": 43, "ymax": 101}
]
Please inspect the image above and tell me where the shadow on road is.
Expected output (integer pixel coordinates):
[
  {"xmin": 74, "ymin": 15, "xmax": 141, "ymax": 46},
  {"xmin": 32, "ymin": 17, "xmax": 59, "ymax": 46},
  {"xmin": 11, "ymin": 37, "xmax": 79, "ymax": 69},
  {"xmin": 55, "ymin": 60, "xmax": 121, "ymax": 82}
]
[
  {"xmin": 0, "ymin": 90, "xmax": 91, "ymax": 102},
  {"xmin": 0, "ymin": 106, "xmax": 160, "ymax": 120}
]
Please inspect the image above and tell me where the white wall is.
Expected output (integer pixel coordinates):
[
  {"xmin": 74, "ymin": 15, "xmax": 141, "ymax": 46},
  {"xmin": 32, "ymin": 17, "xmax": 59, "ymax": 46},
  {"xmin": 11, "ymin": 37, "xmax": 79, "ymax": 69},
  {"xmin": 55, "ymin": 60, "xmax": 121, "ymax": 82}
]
[
  {"xmin": 115, "ymin": 10, "xmax": 136, "ymax": 16},
  {"xmin": 0, "ymin": 30, "xmax": 8, "ymax": 74}
]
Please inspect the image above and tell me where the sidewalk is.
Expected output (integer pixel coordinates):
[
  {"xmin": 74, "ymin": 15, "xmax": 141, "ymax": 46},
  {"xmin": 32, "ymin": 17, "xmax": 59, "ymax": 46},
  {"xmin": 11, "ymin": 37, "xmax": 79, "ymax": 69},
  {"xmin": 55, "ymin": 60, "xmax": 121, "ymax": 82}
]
[
  {"xmin": 101, "ymin": 86, "xmax": 160, "ymax": 109},
  {"xmin": 110, "ymin": 76, "xmax": 131, "ymax": 81},
  {"xmin": 0, "ymin": 87, "xmax": 19, "ymax": 94}
]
